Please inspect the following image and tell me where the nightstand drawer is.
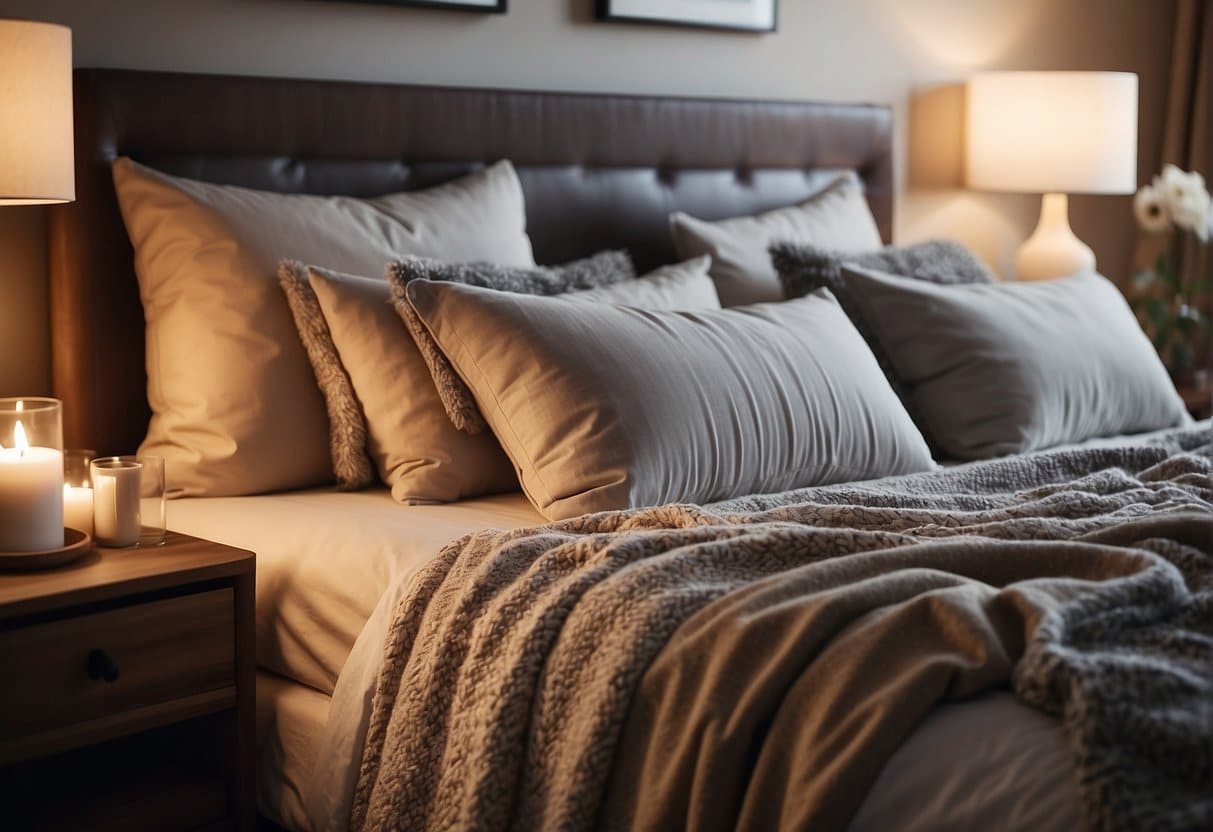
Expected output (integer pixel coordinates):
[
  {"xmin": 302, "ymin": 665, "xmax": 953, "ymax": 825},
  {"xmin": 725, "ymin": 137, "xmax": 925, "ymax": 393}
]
[{"xmin": 0, "ymin": 588, "xmax": 235, "ymax": 747}]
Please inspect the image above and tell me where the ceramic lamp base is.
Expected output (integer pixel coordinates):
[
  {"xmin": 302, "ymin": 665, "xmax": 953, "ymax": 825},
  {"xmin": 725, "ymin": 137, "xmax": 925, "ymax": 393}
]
[{"xmin": 1015, "ymin": 192, "xmax": 1096, "ymax": 281}]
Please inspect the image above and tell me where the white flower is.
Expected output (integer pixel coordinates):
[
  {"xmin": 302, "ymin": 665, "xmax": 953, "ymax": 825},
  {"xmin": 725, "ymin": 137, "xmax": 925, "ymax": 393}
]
[
  {"xmin": 1158, "ymin": 164, "xmax": 1212, "ymax": 239},
  {"xmin": 1134, "ymin": 183, "xmax": 1171, "ymax": 232}
]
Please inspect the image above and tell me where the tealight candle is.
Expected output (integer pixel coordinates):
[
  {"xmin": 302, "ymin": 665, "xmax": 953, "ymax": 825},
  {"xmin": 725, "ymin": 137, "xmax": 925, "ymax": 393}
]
[
  {"xmin": 63, "ymin": 483, "xmax": 94, "ymax": 537},
  {"xmin": 0, "ymin": 399, "xmax": 65, "ymax": 552},
  {"xmin": 63, "ymin": 449, "xmax": 95, "ymax": 537}
]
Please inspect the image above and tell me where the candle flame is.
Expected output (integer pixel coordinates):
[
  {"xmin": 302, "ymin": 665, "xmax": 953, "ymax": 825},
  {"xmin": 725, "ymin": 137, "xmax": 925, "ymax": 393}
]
[
  {"xmin": 15, "ymin": 400, "xmax": 22, "ymax": 413},
  {"xmin": 13, "ymin": 420, "xmax": 28, "ymax": 456}
]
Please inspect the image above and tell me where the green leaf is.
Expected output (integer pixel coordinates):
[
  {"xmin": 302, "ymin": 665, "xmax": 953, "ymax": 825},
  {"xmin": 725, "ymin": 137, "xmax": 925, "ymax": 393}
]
[{"xmin": 1144, "ymin": 297, "xmax": 1169, "ymax": 327}]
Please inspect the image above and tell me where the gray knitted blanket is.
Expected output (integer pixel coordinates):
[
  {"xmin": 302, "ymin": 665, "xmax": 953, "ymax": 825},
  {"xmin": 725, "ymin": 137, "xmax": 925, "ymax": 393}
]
[{"xmin": 352, "ymin": 426, "xmax": 1212, "ymax": 831}]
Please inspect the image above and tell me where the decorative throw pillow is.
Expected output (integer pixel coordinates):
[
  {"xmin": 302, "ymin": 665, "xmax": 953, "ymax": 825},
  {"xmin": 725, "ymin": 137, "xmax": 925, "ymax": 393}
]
[
  {"xmin": 771, "ymin": 239, "xmax": 997, "ymax": 300},
  {"xmin": 564, "ymin": 256, "xmax": 718, "ymax": 309},
  {"xmin": 309, "ymin": 255, "xmax": 717, "ymax": 504},
  {"xmin": 388, "ymin": 251, "xmax": 639, "ymax": 433},
  {"xmin": 405, "ymin": 280, "xmax": 936, "ymax": 521},
  {"xmin": 771, "ymin": 239, "xmax": 998, "ymax": 449},
  {"xmin": 113, "ymin": 157, "xmax": 533, "ymax": 496},
  {"xmin": 838, "ymin": 267, "xmax": 1191, "ymax": 459},
  {"xmin": 279, "ymin": 261, "xmax": 375, "ymax": 489},
  {"xmin": 669, "ymin": 172, "xmax": 882, "ymax": 307},
  {"xmin": 392, "ymin": 255, "xmax": 718, "ymax": 434},
  {"xmin": 305, "ymin": 266, "xmax": 519, "ymax": 504}
]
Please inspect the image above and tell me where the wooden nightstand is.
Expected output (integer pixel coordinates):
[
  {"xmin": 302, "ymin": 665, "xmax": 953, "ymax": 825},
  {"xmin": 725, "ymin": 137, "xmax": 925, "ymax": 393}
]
[{"xmin": 0, "ymin": 532, "xmax": 255, "ymax": 831}]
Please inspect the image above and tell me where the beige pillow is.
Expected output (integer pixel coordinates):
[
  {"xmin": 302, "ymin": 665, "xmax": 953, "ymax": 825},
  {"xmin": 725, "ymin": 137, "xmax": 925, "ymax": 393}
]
[
  {"xmin": 670, "ymin": 173, "xmax": 882, "ymax": 307},
  {"xmin": 306, "ymin": 266, "xmax": 519, "ymax": 504},
  {"xmin": 838, "ymin": 267, "xmax": 1192, "ymax": 458},
  {"xmin": 388, "ymin": 256, "xmax": 715, "ymax": 434},
  {"xmin": 313, "ymin": 257, "xmax": 720, "ymax": 503},
  {"xmin": 113, "ymin": 157, "xmax": 533, "ymax": 496},
  {"xmin": 405, "ymin": 281, "xmax": 936, "ymax": 520}
]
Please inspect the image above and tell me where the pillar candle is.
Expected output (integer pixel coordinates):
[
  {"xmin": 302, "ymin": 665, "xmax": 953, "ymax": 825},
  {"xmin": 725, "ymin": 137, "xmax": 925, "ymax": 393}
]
[{"xmin": 0, "ymin": 445, "xmax": 64, "ymax": 551}]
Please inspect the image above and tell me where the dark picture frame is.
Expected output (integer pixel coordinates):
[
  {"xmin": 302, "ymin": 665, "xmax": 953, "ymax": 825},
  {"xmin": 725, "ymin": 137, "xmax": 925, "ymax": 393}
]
[
  {"xmin": 596, "ymin": 0, "xmax": 777, "ymax": 33},
  {"xmin": 351, "ymin": 0, "xmax": 507, "ymax": 12}
]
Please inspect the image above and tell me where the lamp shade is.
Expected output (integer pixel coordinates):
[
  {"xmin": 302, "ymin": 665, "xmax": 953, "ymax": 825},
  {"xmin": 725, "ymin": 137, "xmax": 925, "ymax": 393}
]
[
  {"xmin": 0, "ymin": 19, "xmax": 73, "ymax": 204},
  {"xmin": 967, "ymin": 71, "xmax": 1137, "ymax": 195}
]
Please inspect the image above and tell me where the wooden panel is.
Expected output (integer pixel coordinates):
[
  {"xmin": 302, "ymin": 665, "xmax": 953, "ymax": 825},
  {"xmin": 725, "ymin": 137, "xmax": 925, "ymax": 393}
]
[
  {"xmin": 0, "ymin": 532, "xmax": 253, "ymax": 619},
  {"xmin": 0, "ymin": 589, "xmax": 234, "ymax": 750},
  {"xmin": 2, "ymin": 726, "xmax": 229, "ymax": 831},
  {"xmin": 0, "ymin": 688, "xmax": 235, "ymax": 766}
]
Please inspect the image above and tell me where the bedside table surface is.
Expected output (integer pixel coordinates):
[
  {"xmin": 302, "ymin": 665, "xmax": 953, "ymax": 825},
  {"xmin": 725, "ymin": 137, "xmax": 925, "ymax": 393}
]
[{"xmin": 0, "ymin": 532, "xmax": 253, "ymax": 621}]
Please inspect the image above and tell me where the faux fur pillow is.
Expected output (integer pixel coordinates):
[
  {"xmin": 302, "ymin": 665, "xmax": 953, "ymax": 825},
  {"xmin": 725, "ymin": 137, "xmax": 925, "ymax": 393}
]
[
  {"xmin": 388, "ymin": 251, "xmax": 636, "ymax": 433},
  {"xmin": 771, "ymin": 239, "xmax": 997, "ymax": 300},
  {"xmin": 279, "ymin": 260, "xmax": 375, "ymax": 489}
]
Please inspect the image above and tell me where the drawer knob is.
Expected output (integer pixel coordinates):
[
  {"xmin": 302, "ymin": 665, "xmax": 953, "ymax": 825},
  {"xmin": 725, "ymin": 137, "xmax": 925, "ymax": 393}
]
[{"xmin": 86, "ymin": 648, "xmax": 120, "ymax": 683}]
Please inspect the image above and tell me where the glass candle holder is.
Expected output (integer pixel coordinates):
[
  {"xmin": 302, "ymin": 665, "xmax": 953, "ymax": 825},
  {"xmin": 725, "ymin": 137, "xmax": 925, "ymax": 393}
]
[
  {"xmin": 91, "ymin": 455, "xmax": 166, "ymax": 548},
  {"xmin": 0, "ymin": 397, "xmax": 64, "ymax": 551},
  {"xmin": 63, "ymin": 449, "xmax": 95, "ymax": 537}
]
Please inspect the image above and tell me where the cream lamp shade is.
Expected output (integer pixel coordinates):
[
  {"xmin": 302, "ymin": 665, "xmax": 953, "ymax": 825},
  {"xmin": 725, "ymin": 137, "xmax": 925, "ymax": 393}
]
[
  {"xmin": 0, "ymin": 19, "xmax": 74, "ymax": 205},
  {"xmin": 967, "ymin": 71, "xmax": 1137, "ymax": 280}
]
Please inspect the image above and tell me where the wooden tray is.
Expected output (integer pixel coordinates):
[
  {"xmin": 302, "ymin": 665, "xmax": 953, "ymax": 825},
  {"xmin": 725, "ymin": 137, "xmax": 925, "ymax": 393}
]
[{"xmin": 0, "ymin": 528, "xmax": 93, "ymax": 572}]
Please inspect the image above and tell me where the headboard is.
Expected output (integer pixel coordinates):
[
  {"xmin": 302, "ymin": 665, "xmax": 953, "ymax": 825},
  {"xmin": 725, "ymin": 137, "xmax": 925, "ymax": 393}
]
[{"xmin": 49, "ymin": 68, "xmax": 893, "ymax": 455}]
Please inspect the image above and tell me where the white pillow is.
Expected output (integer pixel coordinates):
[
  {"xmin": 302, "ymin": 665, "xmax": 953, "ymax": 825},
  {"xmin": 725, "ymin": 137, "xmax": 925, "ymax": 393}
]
[
  {"xmin": 113, "ymin": 158, "xmax": 533, "ymax": 496},
  {"xmin": 670, "ymin": 172, "xmax": 882, "ymax": 307}
]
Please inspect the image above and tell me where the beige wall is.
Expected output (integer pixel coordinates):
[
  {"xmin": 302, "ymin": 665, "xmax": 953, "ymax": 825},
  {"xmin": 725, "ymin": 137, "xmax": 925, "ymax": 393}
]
[{"xmin": 0, "ymin": 0, "xmax": 1176, "ymax": 395}]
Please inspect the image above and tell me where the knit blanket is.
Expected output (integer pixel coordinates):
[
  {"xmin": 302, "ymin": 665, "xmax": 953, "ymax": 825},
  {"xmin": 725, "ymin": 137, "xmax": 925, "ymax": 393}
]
[{"xmin": 351, "ymin": 426, "xmax": 1213, "ymax": 831}]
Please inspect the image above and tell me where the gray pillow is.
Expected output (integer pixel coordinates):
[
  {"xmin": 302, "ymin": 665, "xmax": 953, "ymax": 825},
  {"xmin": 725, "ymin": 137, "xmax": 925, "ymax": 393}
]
[
  {"xmin": 405, "ymin": 280, "xmax": 937, "ymax": 521},
  {"xmin": 389, "ymin": 251, "xmax": 638, "ymax": 433},
  {"xmin": 669, "ymin": 172, "xmax": 883, "ymax": 307},
  {"xmin": 771, "ymin": 239, "xmax": 997, "ymax": 450},
  {"xmin": 572, "ymin": 256, "xmax": 719, "ymax": 309},
  {"xmin": 771, "ymin": 239, "xmax": 997, "ymax": 300},
  {"xmin": 838, "ymin": 267, "xmax": 1191, "ymax": 459}
]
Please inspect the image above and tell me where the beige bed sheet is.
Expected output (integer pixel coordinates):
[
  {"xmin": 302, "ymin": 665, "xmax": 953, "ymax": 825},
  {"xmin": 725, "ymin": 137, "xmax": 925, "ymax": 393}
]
[
  {"xmin": 170, "ymin": 488, "xmax": 543, "ymax": 695},
  {"xmin": 257, "ymin": 671, "xmax": 327, "ymax": 832},
  {"xmin": 181, "ymin": 487, "xmax": 1081, "ymax": 832}
]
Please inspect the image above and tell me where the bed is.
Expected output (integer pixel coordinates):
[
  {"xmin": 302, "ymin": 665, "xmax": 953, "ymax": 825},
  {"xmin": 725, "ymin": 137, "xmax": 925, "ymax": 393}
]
[{"xmin": 50, "ymin": 69, "xmax": 1211, "ymax": 831}]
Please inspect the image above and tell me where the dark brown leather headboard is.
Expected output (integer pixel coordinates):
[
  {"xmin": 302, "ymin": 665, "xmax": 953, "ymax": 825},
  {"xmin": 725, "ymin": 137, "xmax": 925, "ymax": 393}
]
[{"xmin": 49, "ymin": 68, "xmax": 893, "ymax": 455}]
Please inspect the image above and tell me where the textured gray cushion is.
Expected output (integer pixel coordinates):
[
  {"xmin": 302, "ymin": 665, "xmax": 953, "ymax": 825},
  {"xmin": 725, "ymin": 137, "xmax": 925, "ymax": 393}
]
[
  {"xmin": 669, "ymin": 172, "xmax": 882, "ymax": 307},
  {"xmin": 405, "ymin": 280, "xmax": 937, "ymax": 520},
  {"xmin": 389, "ymin": 251, "xmax": 638, "ymax": 433},
  {"xmin": 838, "ymin": 267, "xmax": 1192, "ymax": 459},
  {"xmin": 772, "ymin": 239, "xmax": 997, "ymax": 300}
]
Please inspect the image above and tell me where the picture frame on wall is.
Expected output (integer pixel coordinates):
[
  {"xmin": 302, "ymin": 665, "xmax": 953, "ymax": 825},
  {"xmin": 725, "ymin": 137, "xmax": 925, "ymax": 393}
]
[
  {"xmin": 597, "ymin": 0, "xmax": 777, "ymax": 33},
  {"xmin": 351, "ymin": 0, "xmax": 506, "ymax": 12}
]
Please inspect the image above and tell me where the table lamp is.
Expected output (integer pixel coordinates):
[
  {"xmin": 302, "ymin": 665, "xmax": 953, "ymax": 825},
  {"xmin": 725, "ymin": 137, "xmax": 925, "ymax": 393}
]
[
  {"xmin": 0, "ymin": 19, "xmax": 74, "ymax": 206},
  {"xmin": 967, "ymin": 71, "xmax": 1137, "ymax": 281}
]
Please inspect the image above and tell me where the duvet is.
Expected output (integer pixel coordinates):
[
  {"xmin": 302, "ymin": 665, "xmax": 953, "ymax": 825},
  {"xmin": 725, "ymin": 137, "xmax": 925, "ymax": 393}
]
[{"xmin": 350, "ymin": 425, "xmax": 1212, "ymax": 831}]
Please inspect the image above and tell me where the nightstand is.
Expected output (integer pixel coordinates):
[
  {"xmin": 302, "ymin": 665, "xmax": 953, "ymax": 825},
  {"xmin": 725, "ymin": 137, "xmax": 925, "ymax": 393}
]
[{"xmin": 0, "ymin": 532, "xmax": 255, "ymax": 831}]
